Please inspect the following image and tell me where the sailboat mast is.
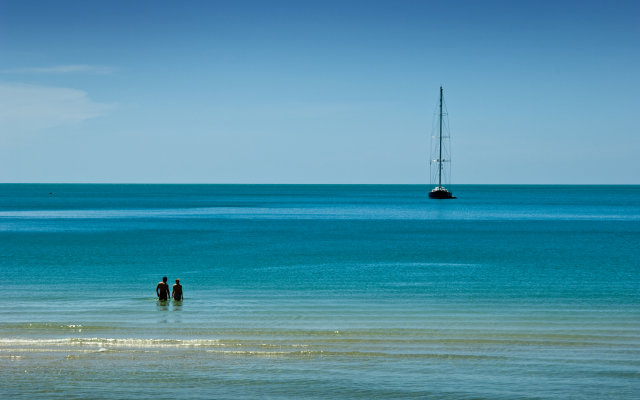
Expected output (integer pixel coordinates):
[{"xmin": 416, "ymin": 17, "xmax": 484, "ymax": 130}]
[
  {"xmin": 429, "ymin": 86, "xmax": 455, "ymax": 199},
  {"xmin": 438, "ymin": 86, "xmax": 443, "ymax": 188}
]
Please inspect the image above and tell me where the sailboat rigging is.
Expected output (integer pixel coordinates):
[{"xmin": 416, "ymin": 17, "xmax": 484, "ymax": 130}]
[{"xmin": 429, "ymin": 86, "xmax": 456, "ymax": 199}]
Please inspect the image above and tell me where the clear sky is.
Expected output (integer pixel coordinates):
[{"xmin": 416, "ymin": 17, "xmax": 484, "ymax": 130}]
[{"xmin": 1, "ymin": 0, "xmax": 638, "ymax": 184}]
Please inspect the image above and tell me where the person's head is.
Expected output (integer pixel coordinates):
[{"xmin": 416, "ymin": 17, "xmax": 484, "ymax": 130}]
[
  {"xmin": 162, "ymin": 276, "xmax": 167, "ymax": 283},
  {"xmin": 175, "ymin": 279, "xmax": 180, "ymax": 284}
]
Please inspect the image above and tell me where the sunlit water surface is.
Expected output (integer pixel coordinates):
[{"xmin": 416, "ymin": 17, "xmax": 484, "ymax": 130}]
[{"xmin": 1, "ymin": 185, "xmax": 639, "ymax": 399}]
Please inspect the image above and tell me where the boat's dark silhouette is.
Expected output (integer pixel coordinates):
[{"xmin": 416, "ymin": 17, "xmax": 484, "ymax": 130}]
[{"xmin": 429, "ymin": 186, "xmax": 455, "ymax": 199}]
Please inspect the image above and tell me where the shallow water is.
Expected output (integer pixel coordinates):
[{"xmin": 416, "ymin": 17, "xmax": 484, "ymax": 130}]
[{"xmin": 1, "ymin": 184, "xmax": 639, "ymax": 399}]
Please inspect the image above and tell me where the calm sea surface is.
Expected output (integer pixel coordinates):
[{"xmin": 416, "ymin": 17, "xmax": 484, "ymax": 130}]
[{"xmin": 1, "ymin": 184, "xmax": 639, "ymax": 399}]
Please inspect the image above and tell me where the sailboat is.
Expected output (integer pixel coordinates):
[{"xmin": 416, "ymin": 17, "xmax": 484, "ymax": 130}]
[{"xmin": 429, "ymin": 86, "xmax": 456, "ymax": 199}]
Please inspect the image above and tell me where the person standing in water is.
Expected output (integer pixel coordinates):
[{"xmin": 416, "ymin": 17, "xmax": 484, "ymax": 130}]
[
  {"xmin": 156, "ymin": 276, "xmax": 170, "ymax": 301},
  {"xmin": 172, "ymin": 279, "xmax": 183, "ymax": 301}
]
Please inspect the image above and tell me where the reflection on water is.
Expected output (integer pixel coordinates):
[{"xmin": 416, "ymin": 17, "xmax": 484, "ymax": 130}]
[{"xmin": 156, "ymin": 300, "xmax": 170, "ymax": 312}]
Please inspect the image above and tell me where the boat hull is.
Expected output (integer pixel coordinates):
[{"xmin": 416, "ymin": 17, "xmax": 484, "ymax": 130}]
[{"xmin": 429, "ymin": 188, "xmax": 456, "ymax": 199}]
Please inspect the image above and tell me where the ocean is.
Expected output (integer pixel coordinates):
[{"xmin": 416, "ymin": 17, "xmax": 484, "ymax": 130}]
[{"xmin": 1, "ymin": 184, "xmax": 639, "ymax": 399}]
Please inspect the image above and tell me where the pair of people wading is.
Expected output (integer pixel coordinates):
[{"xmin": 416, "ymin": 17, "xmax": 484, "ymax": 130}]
[{"xmin": 156, "ymin": 276, "xmax": 183, "ymax": 301}]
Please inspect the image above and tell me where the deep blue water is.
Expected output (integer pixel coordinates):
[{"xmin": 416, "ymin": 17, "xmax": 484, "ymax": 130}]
[{"xmin": 1, "ymin": 184, "xmax": 639, "ymax": 399}]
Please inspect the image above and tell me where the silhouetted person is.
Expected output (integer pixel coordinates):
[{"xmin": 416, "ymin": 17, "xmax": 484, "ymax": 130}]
[
  {"xmin": 172, "ymin": 279, "xmax": 183, "ymax": 301},
  {"xmin": 156, "ymin": 276, "xmax": 170, "ymax": 301}
]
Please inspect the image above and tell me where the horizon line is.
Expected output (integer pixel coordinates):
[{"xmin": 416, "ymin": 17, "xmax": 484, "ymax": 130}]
[{"xmin": 1, "ymin": 182, "xmax": 639, "ymax": 186}]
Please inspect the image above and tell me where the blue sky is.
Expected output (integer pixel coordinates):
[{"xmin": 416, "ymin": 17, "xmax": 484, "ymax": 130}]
[{"xmin": 1, "ymin": 0, "xmax": 638, "ymax": 183}]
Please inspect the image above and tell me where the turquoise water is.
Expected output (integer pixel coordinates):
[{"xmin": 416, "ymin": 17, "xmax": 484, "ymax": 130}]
[{"xmin": 1, "ymin": 184, "xmax": 639, "ymax": 399}]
